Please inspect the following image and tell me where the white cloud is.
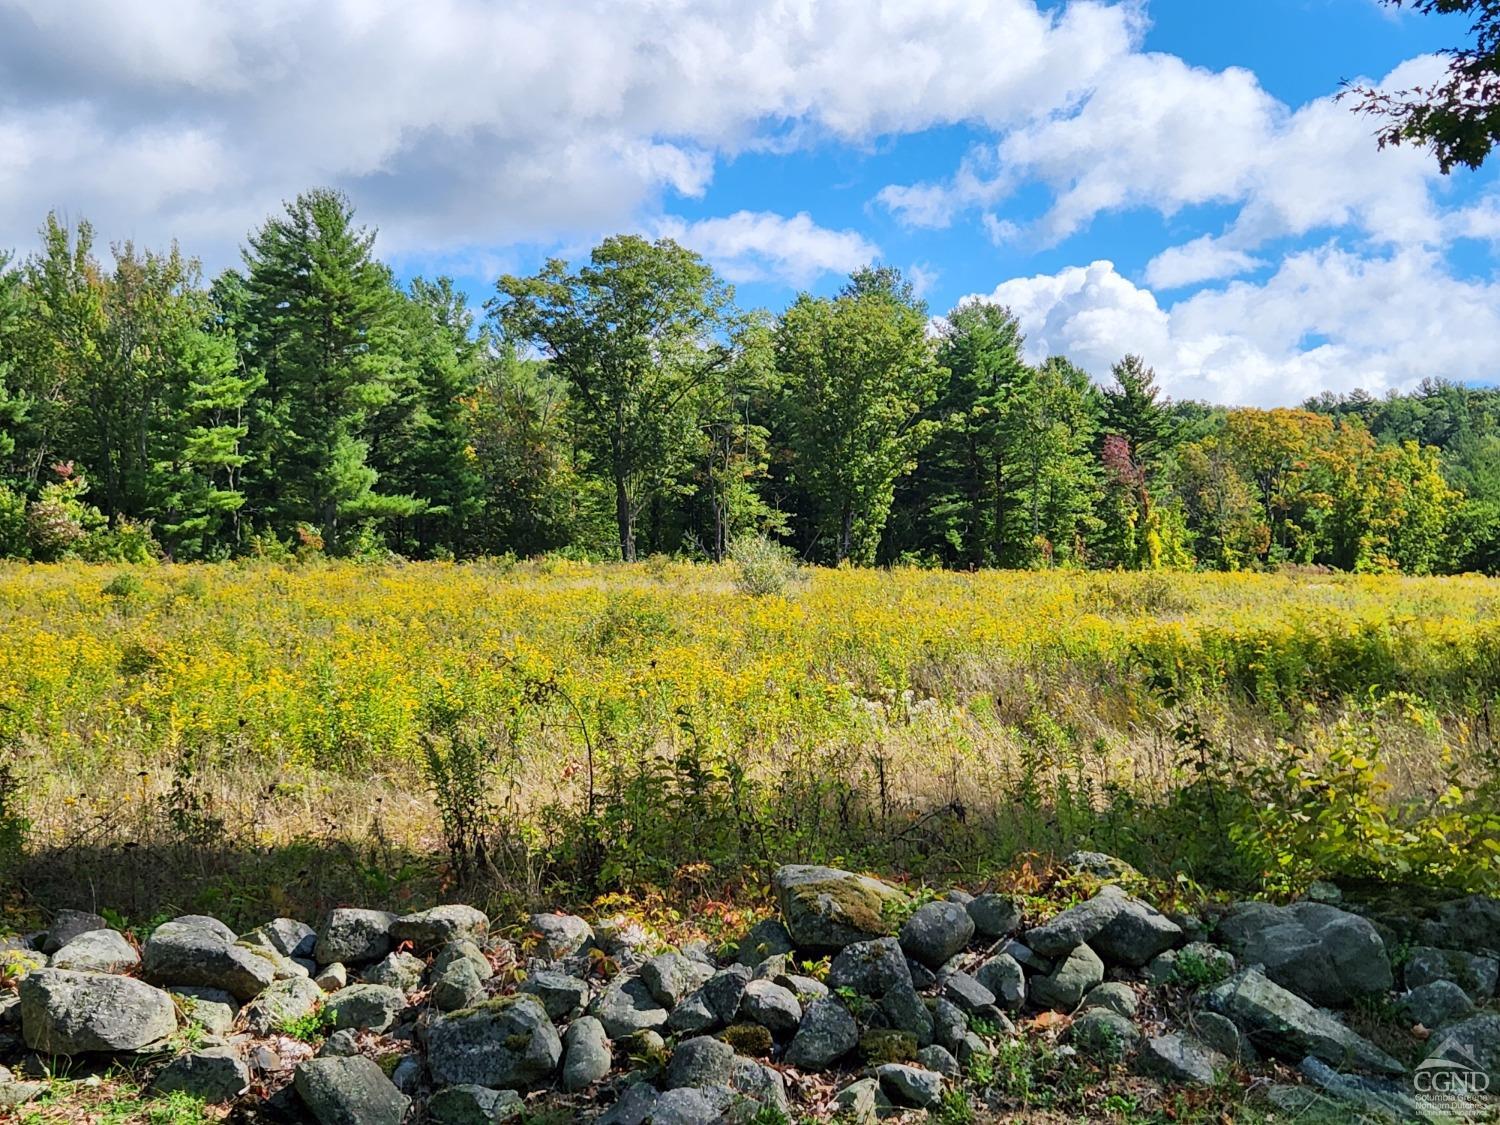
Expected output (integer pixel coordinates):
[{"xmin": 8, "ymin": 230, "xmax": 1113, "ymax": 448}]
[
  {"xmin": 1144, "ymin": 236, "xmax": 1265, "ymax": 289},
  {"xmin": 655, "ymin": 211, "xmax": 877, "ymax": 287},
  {"xmin": 965, "ymin": 248, "xmax": 1500, "ymax": 406}
]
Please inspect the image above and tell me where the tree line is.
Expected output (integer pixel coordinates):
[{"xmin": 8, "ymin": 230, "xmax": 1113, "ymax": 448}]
[{"xmin": 0, "ymin": 190, "xmax": 1495, "ymax": 574}]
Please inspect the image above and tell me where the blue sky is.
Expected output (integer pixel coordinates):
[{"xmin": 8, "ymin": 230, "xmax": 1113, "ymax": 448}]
[{"xmin": 2, "ymin": 0, "xmax": 1497, "ymax": 405}]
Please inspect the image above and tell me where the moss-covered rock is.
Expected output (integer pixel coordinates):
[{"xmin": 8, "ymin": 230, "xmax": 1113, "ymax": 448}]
[
  {"xmin": 859, "ymin": 1028, "xmax": 918, "ymax": 1065},
  {"xmin": 773, "ymin": 865, "xmax": 907, "ymax": 950}
]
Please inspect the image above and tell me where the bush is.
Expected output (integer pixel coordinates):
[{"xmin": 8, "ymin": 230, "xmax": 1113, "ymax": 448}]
[
  {"xmin": 0, "ymin": 484, "xmax": 27, "ymax": 558},
  {"xmin": 729, "ymin": 533, "xmax": 801, "ymax": 596}
]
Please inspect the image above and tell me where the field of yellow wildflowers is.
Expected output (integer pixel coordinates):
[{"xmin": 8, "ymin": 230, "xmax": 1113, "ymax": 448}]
[{"xmin": 1, "ymin": 559, "xmax": 1497, "ymax": 923}]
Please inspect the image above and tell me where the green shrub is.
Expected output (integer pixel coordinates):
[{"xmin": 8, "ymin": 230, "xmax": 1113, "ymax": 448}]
[{"xmin": 729, "ymin": 534, "xmax": 801, "ymax": 596}]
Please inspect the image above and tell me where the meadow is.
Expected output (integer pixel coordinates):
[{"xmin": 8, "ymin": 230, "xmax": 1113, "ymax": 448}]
[{"xmin": 2, "ymin": 559, "xmax": 1498, "ymax": 928}]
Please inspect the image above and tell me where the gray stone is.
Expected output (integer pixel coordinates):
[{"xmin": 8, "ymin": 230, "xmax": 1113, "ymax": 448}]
[
  {"xmin": 1067, "ymin": 1008, "xmax": 1140, "ymax": 1062},
  {"xmin": 729, "ymin": 1056, "xmax": 789, "ymax": 1113},
  {"xmin": 666, "ymin": 1033, "xmax": 737, "ymax": 1088},
  {"xmin": 647, "ymin": 1087, "xmax": 726, "ymax": 1125},
  {"xmin": 152, "ymin": 1046, "xmax": 249, "ymax": 1102},
  {"xmin": 828, "ymin": 937, "xmax": 911, "ymax": 997},
  {"xmin": 1297, "ymin": 1055, "xmax": 1429, "ymax": 1123},
  {"xmin": 431, "ymin": 958, "xmax": 486, "ymax": 1013},
  {"xmin": 520, "ymin": 969, "xmax": 589, "ymax": 1021},
  {"xmin": 1191, "ymin": 1010, "xmax": 1252, "ymax": 1063},
  {"xmin": 772, "ymin": 864, "xmax": 907, "ymax": 950},
  {"xmin": 170, "ymin": 987, "xmax": 238, "ymax": 1035},
  {"xmin": 917, "ymin": 1043, "xmax": 960, "ymax": 1078},
  {"xmin": 735, "ymin": 918, "xmax": 795, "ymax": 968},
  {"xmin": 1024, "ymin": 889, "xmax": 1125, "ymax": 957},
  {"xmin": 975, "ymin": 953, "xmax": 1025, "ymax": 1010},
  {"xmin": 786, "ymin": 974, "xmax": 828, "ymax": 1002},
  {"xmin": 881, "ymin": 979, "xmax": 933, "ymax": 1046},
  {"xmin": 738, "ymin": 979, "xmax": 801, "ymax": 1035},
  {"xmin": 427, "ymin": 1084, "xmax": 524, "ymax": 1124},
  {"xmin": 168, "ymin": 914, "xmax": 238, "ymax": 941},
  {"xmin": 142, "ymin": 920, "xmax": 276, "ymax": 1001},
  {"xmin": 563, "ymin": 1015, "xmax": 612, "ymax": 1091},
  {"xmin": 314, "ymin": 963, "xmax": 347, "ymax": 992},
  {"xmin": 318, "ymin": 1029, "xmax": 361, "ymax": 1057},
  {"xmin": 1204, "ymin": 967, "xmax": 1405, "ymax": 1074},
  {"xmin": 592, "ymin": 916, "xmax": 659, "ymax": 963},
  {"xmin": 293, "ymin": 1055, "xmax": 409, "ymax": 1125},
  {"xmin": 390, "ymin": 904, "xmax": 488, "ymax": 951},
  {"xmin": 0, "ymin": 1082, "xmax": 47, "ymax": 1109},
  {"xmin": 1214, "ymin": 900, "xmax": 1392, "ymax": 1007},
  {"xmin": 313, "ymin": 909, "xmax": 395, "ymax": 967},
  {"xmin": 1029, "ymin": 943, "xmax": 1104, "ymax": 1012},
  {"xmin": 1422, "ymin": 1012, "xmax": 1500, "ymax": 1091},
  {"xmin": 363, "ymin": 950, "xmax": 425, "ymax": 993},
  {"xmin": 832, "ymin": 1077, "xmax": 883, "ymax": 1124},
  {"xmin": 666, "ymin": 990, "xmax": 719, "ymax": 1035},
  {"xmin": 641, "ymin": 951, "xmax": 714, "ymax": 1008},
  {"xmin": 591, "ymin": 974, "xmax": 668, "ymax": 1038},
  {"xmin": 876, "ymin": 1062, "xmax": 944, "ymax": 1108},
  {"xmin": 1398, "ymin": 979, "xmax": 1476, "ymax": 1028},
  {"xmin": 1423, "ymin": 895, "xmax": 1500, "ymax": 954},
  {"xmin": 1138, "ymin": 1033, "xmax": 1226, "ymax": 1086},
  {"xmin": 784, "ymin": 997, "xmax": 858, "ymax": 1070},
  {"xmin": 931, "ymin": 997, "xmax": 968, "ymax": 1055},
  {"xmin": 244, "ymin": 975, "xmax": 323, "ymax": 1035},
  {"xmin": 1091, "ymin": 896, "xmax": 1183, "ymax": 967},
  {"xmin": 967, "ymin": 893, "xmax": 1022, "ymax": 938},
  {"xmin": 1404, "ymin": 945, "xmax": 1498, "ymax": 1001},
  {"xmin": 49, "ymin": 929, "xmax": 139, "ymax": 974},
  {"xmin": 998, "ymin": 937, "xmax": 1052, "ymax": 973},
  {"xmin": 529, "ymin": 912, "xmax": 594, "ymax": 960},
  {"xmin": 899, "ymin": 901, "xmax": 975, "ymax": 968},
  {"xmin": 941, "ymin": 970, "xmax": 998, "ymax": 1015},
  {"xmin": 243, "ymin": 918, "xmax": 317, "ymax": 960},
  {"xmin": 1081, "ymin": 981, "xmax": 1139, "ymax": 1018},
  {"xmin": 1147, "ymin": 941, "xmax": 1235, "ymax": 988},
  {"xmin": 595, "ymin": 1082, "xmax": 661, "ymax": 1125},
  {"xmin": 42, "ymin": 909, "xmax": 109, "ymax": 954},
  {"xmin": 434, "ymin": 939, "xmax": 494, "ymax": 981},
  {"xmin": 427, "ymin": 993, "xmax": 561, "ymax": 1089},
  {"xmin": 955, "ymin": 1029, "xmax": 998, "ymax": 1066},
  {"xmin": 20, "ymin": 969, "xmax": 176, "ymax": 1053},
  {"xmin": 1064, "ymin": 851, "xmax": 1141, "ymax": 880},
  {"xmin": 324, "ymin": 983, "xmax": 406, "ymax": 1032},
  {"xmin": 700, "ymin": 964, "xmax": 753, "ymax": 1024}
]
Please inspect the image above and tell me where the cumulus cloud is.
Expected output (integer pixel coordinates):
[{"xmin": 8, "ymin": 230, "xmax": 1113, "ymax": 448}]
[
  {"xmin": 1144, "ymin": 236, "xmax": 1266, "ymax": 289},
  {"xmin": 655, "ymin": 211, "xmax": 877, "ymax": 287},
  {"xmin": 966, "ymin": 249, "xmax": 1500, "ymax": 406}
]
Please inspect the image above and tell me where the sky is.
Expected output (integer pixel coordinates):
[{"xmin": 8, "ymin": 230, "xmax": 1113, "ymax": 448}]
[{"xmin": 2, "ymin": 0, "xmax": 1497, "ymax": 406}]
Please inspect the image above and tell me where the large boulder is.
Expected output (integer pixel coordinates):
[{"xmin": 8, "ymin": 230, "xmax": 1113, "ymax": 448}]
[
  {"xmin": 20, "ymin": 969, "xmax": 176, "ymax": 1054},
  {"xmin": 528, "ymin": 913, "xmax": 593, "ymax": 960},
  {"xmin": 427, "ymin": 993, "xmax": 562, "ymax": 1089},
  {"xmin": 1091, "ymin": 896, "xmax": 1183, "ymax": 967},
  {"xmin": 827, "ymin": 937, "xmax": 911, "ymax": 996},
  {"xmin": 666, "ymin": 1034, "xmax": 737, "ymax": 1089},
  {"xmin": 738, "ymin": 979, "xmax": 802, "ymax": 1035},
  {"xmin": 1137, "ymin": 1033, "xmax": 1226, "ymax": 1086},
  {"xmin": 293, "ymin": 1056, "xmax": 409, "ymax": 1125},
  {"xmin": 785, "ymin": 998, "xmax": 859, "ymax": 1070},
  {"xmin": 152, "ymin": 1047, "xmax": 250, "ymax": 1102},
  {"xmin": 641, "ymin": 951, "xmax": 715, "ymax": 1008},
  {"xmin": 323, "ymin": 983, "xmax": 406, "ymax": 1032},
  {"xmin": 1397, "ymin": 980, "xmax": 1475, "ymax": 1029},
  {"xmin": 591, "ymin": 975, "xmax": 669, "ymax": 1038},
  {"xmin": 772, "ymin": 865, "xmax": 907, "ymax": 950},
  {"xmin": 1214, "ymin": 901, "xmax": 1392, "ymax": 1007},
  {"xmin": 562, "ymin": 1015, "xmax": 612, "ymax": 1092},
  {"xmin": 313, "ymin": 909, "xmax": 396, "ymax": 966},
  {"xmin": 899, "ymin": 901, "xmax": 975, "ymax": 968},
  {"xmin": 142, "ymin": 919, "xmax": 276, "ymax": 1001},
  {"xmin": 390, "ymin": 905, "xmax": 488, "ymax": 951},
  {"xmin": 41, "ymin": 910, "xmax": 109, "ymax": 955},
  {"xmin": 1029, "ymin": 944, "xmax": 1104, "ymax": 1012},
  {"xmin": 244, "ymin": 976, "xmax": 324, "ymax": 1035},
  {"xmin": 1204, "ymin": 967, "xmax": 1404, "ymax": 1074},
  {"xmin": 49, "ymin": 929, "xmax": 139, "ymax": 974},
  {"xmin": 1024, "ymin": 890, "xmax": 1126, "ymax": 957},
  {"xmin": 967, "ymin": 893, "xmax": 1022, "ymax": 939}
]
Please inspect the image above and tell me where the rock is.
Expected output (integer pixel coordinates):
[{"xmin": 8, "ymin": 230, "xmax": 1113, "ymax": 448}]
[
  {"xmin": 246, "ymin": 918, "xmax": 317, "ymax": 960},
  {"xmin": 832, "ymin": 1077, "xmax": 884, "ymax": 1124},
  {"xmin": 786, "ymin": 974, "xmax": 828, "ymax": 1002},
  {"xmin": 20, "ymin": 969, "xmax": 176, "ymax": 1053},
  {"xmin": 42, "ymin": 909, "xmax": 109, "ymax": 954},
  {"xmin": 592, "ymin": 915, "xmax": 659, "ymax": 964},
  {"xmin": 517, "ymin": 969, "xmax": 586, "ymax": 1021},
  {"xmin": 917, "ymin": 1043, "xmax": 960, "ymax": 1078},
  {"xmin": 390, "ymin": 904, "xmax": 488, "ymax": 951},
  {"xmin": 142, "ymin": 920, "xmax": 276, "ymax": 1001},
  {"xmin": 591, "ymin": 974, "xmax": 668, "ymax": 1038},
  {"xmin": 967, "ymin": 893, "xmax": 1022, "ymax": 938},
  {"xmin": 427, "ymin": 993, "xmax": 561, "ymax": 1090},
  {"xmin": 563, "ymin": 1015, "xmax": 612, "ymax": 1091},
  {"xmin": 931, "ymin": 997, "xmax": 968, "ymax": 1055},
  {"xmin": 434, "ymin": 939, "xmax": 494, "ymax": 981},
  {"xmin": 324, "ymin": 983, "xmax": 406, "ymax": 1032},
  {"xmin": 646, "ymin": 1087, "xmax": 727, "ymax": 1125},
  {"xmin": 976, "ymin": 953, "xmax": 1026, "ymax": 1010},
  {"xmin": 0, "ymin": 1081, "xmax": 48, "ymax": 1108},
  {"xmin": 876, "ymin": 1062, "xmax": 944, "ymax": 1108},
  {"xmin": 728, "ymin": 1055, "xmax": 790, "ymax": 1113},
  {"xmin": 1138, "ymin": 1033, "xmax": 1226, "ymax": 1086},
  {"xmin": 666, "ymin": 1034, "xmax": 737, "ymax": 1088},
  {"xmin": 1399, "ymin": 979, "xmax": 1476, "ymax": 1029},
  {"xmin": 772, "ymin": 864, "xmax": 907, "ymax": 950},
  {"xmin": 1204, "ymin": 968, "xmax": 1404, "ymax": 1074},
  {"xmin": 666, "ymin": 990, "xmax": 719, "ymax": 1035},
  {"xmin": 595, "ymin": 1082, "xmax": 661, "ymax": 1125},
  {"xmin": 941, "ymin": 971, "xmax": 998, "ymax": 1016},
  {"xmin": 361, "ymin": 950, "xmax": 424, "ymax": 993},
  {"xmin": 739, "ymin": 979, "xmax": 801, "ymax": 1035},
  {"xmin": 881, "ymin": 979, "xmax": 934, "ymax": 1046},
  {"xmin": 1423, "ymin": 894, "xmax": 1500, "ymax": 954},
  {"xmin": 700, "ymin": 964, "xmax": 754, "ymax": 1024},
  {"xmin": 528, "ymin": 912, "xmax": 594, "ymax": 960},
  {"xmin": 431, "ymin": 958, "xmax": 486, "ymax": 1013},
  {"xmin": 49, "ymin": 929, "xmax": 139, "ymax": 974},
  {"xmin": 152, "ymin": 1046, "xmax": 250, "ymax": 1102},
  {"xmin": 735, "ymin": 919, "xmax": 796, "ymax": 968},
  {"xmin": 828, "ymin": 937, "xmax": 911, "ymax": 996},
  {"xmin": 784, "ymin": 997, "xmax": 858, "ymax": 1070},
  {"xmin": 1423, "ymin": 1012, "xmax": 1500, "ymax": 1089},
  {"xmin": 312, "ymin": 909, "xmax": 395, "ymax": 967},
  {"xmin": 426, "ymin": 1084, "xmax": 524, "ymax": 1124},
  {"xmin": 998, "ymin": 937, "xmax": 1052, "ymax": 973},
  {"xmin": 1024, "ymin": 890, "xmax": 1126, "ymax": 957},
  {"xmin": 1214, "ymin": 901, "xmax": 1392, "ymax": 1007},
  {"xmin": 245, "ymin": 975, "xmax": 323, "ymax": 1035},
  {"xmin": 293, "ymin": 1056, "xmax": 410, "ymax": 1125},
  {"xmin": 1068, "ymin": 1008, "xmax": 1140, "ymax": 1061},
  {"xmin": 641, "ymin": 951, "xmax": 714, "ymax": 1008},
  {"xmin": 170, "ymin": 987, "xmax": 239, "ymax": 1035},
  {"xmin": 1297, "ymin": 1055, "xmax": 1429, "ymax": 1122},
  {"xmin": 319, "ymin": 1029, "xmax": 361, "ymax": 1057},
  {"xmin": 899, "ymin": 901, "xmax": 975, "ymax": 968},
  {"xmin": 1091, "ymin": 896, "xmax": 1183, "ymax": 967},
  {"xmin": 1404, "ymin": 945, "xmax": 1498, "ymax": 1002},
  {"xmin": 1064, "ymin": 851, "xmax": 1141, "ymax": 880},
  {"xmin": 956, "ymin": 1030, "xmax": 997, "ymax": 1065},
  {"xmin": 1147, "ymin": 941, "xmax": 1235, "ymax": 988},
  {"xmin": 169, "ymin": 915, "xmax": 238, "ymax": 941},
  {"xmin": 1029, "ymin": 944, "xmax": 1104, "ymax": 1012},
  {"xmin": 1081, "ymin": 981, "xmax": 1139, "ymax": 1018}
]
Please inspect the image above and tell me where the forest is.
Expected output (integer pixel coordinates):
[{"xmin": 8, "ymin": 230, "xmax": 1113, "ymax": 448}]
[{"xmin": 1, "ymin": 188, "xmax": 1497, "ymax": 576}]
